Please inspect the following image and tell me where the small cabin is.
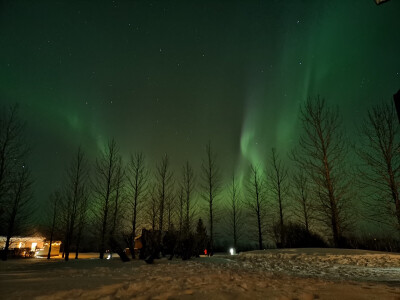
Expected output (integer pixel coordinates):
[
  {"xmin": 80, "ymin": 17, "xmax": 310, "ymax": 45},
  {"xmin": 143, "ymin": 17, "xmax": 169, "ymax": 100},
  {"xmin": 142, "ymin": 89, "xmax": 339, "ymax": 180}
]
[
  {"xmin": 35, "ymin": 241, "xmax": 61, "ymax": 257},
  {"xmin": 0, "ymin": 236, "xmax": 61, "ymax": 257}
]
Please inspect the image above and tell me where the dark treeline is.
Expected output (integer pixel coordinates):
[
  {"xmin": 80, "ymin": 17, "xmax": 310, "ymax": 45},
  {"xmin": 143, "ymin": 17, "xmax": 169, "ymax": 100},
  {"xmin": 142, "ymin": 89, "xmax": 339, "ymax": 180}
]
[{"xmin": 1, "ymin": 96, "xmax": 400, "ymax": 261}]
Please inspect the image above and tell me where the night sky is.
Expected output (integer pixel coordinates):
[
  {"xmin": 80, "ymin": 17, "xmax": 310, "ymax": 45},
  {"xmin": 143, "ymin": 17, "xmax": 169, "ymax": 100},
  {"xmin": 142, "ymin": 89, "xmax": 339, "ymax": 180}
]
[{"xmin": 1, "ymin": 0, "xmax": 399, "ymax": 212}]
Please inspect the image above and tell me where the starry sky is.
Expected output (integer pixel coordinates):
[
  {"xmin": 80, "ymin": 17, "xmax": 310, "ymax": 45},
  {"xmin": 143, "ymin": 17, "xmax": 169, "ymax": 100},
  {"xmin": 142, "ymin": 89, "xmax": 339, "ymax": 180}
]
[{"xmin": 1, "ymin": 0, "xmax": 399, "ymax": 211}]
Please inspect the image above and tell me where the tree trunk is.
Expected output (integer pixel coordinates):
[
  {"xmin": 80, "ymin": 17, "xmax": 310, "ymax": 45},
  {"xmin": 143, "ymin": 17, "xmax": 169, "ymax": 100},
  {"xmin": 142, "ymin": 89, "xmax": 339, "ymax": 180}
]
[
  {"xmin": 257, "ymin": 212, "xmax": 262, "ymax": 250},
  {"xmin": 278, "ymin": 192, "xmax": 284, "ymax": 246},
  {"xmin": 303, "ymin": 200, "xmax": 310, "ymax": 234},
  {"xmin": 2, "ymin": 235, "xmax": 11, "ymax": 261},
  {"xmin": 75, "ymin": 226, "xmax": 82, "ymax": 259},
  {"xmin": 131, "ymin": 195, "xmax": 137, "ymax": 259},
  {"xmin": 100, "ymin": 212, "xmax": 108, "ymax": 259},
  {"xmin": 2, "ymin": 210, "xmax": 16, "ymax": 261},
  {"xmin": 209, "ymin": 186, "xmax": 214, "ymax": 255},
  {"xmin": 47, "ymin": 236, "xmax": 53, "ymax": 259}
]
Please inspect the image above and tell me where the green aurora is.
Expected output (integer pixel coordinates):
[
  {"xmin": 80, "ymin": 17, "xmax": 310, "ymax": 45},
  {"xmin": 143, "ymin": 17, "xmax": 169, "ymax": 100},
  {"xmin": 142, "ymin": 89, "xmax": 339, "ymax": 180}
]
[{"xmin": 0, "ymin": 1, "xmax": 399, "ymax": 221}]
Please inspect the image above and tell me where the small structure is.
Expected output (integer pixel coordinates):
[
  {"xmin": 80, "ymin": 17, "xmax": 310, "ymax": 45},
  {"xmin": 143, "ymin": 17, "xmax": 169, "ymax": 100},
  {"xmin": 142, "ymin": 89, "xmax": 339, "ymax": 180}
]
[
  {"xmin": 124, "ymin": 235, "xmax": 143, "ymax": 257},
  {"xmin": 0, "ymin": 236, "xmax": 61, "ymax": 257},
  {"xmin": 35, "ymin": 241, "xmax": 61, "ymax": 257}
]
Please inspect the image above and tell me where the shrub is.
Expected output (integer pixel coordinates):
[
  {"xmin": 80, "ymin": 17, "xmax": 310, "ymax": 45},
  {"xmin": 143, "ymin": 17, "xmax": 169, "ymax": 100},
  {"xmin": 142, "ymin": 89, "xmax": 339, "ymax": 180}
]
[{"xmin": 283, "ymin": 223, "xmax": 327, "ymax": 248}]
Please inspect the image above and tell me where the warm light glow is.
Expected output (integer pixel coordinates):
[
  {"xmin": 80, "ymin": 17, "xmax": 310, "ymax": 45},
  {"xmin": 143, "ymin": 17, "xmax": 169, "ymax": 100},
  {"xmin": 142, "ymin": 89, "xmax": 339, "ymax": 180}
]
[
  {"xmin": 31, "ymin": 243, "xmax": 37, "ymax": 251},
  {"xmin": 18, "ymin": 242, "xmax": 22, "ymax": 248}
]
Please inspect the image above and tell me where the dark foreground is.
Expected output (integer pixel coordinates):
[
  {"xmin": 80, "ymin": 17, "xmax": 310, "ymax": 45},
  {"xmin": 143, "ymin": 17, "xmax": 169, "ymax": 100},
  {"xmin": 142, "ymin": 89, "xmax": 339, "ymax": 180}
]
[{"xmin": 1, "ymin": 249, "xmax": 400, "ymax": 300}]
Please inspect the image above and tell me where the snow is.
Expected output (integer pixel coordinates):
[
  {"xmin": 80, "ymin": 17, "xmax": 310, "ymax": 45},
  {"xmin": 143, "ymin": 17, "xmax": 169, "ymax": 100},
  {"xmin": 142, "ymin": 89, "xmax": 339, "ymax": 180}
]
[
  {"xmin": 1, "ymin": 249, "xmax": 399, "ymax": 299},
  {"xmin": 236, "ymin": 248, "xmax": 400, "ymax": 283}
]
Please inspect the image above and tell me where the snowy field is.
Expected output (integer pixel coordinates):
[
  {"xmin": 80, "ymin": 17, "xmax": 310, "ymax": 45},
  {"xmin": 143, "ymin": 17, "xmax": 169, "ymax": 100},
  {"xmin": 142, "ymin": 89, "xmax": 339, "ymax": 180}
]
[{"xmin": 1, "ymin": 248, "xmax": 400, "ymax": 300}]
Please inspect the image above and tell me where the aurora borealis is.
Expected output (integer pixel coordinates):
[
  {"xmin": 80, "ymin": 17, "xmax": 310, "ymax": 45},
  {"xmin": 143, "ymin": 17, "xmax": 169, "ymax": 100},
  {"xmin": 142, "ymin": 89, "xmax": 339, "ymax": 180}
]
[{"xmin": 0, "ymin": 0, "xmax": 400, "ymax": 212}]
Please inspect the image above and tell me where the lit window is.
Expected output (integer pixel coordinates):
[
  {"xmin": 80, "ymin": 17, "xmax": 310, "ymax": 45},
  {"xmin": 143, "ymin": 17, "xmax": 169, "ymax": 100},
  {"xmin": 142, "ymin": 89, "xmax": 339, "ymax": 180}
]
[{"xmin": 31, "ymin": 243, "xmax": 37, "ymax": 251}]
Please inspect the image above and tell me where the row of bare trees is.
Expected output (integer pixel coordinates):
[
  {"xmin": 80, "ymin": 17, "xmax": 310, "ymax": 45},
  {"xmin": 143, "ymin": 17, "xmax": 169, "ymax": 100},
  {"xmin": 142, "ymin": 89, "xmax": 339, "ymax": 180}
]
[
  {"xmin": 357, "ymin": 102, "xmax": 400, "ymax": 234},
  {"xmin": 1, "ymin": 96, "xmax": 399, "ymax": 260},
  {"xmin": 40, "ymin": 139, "xmax": 222, "ymax": 260},
  {"xmin": 241, "ymin": 97, "xmax": 355, "ymax": 249},
  {"xmin": 239, "ymin": 97, "xmax": 400, "ymax": 249}
]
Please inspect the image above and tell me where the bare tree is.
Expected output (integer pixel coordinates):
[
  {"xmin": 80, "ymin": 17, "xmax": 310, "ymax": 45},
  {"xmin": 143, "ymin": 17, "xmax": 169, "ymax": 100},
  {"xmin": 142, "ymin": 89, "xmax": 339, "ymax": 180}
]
[
  {"xmin": 267, "ymin": 148, "xmax": 289, "ymax": 246},
  {"xmin": 110, "ymin": 158, "xmax": 125, "ymax": 236},
  {"xmin": 92, "ymin": 139, "xmax": 120, "ymax": 259},
  {"xmin": 75, "ymin": 190, "xmax": 90, "ymax": 259},
  {"xmin": 291, "ymin": 170, "xmax": 314, "ymax": 233},
  {"xmin": 177, "ymin": 187, "xmax": 184, "ymax": 233},
  {"xmin": 46, "ymin": 190, "xmax": 61, "ymax": 259},
  {"xmin": 155, "ymin": 154, "xmax": 174, "ymax": 232},
  {"xmin": 0, "ymin": 104, "xmax": 28, "ymax": 231},
  {"xmin": 0, "ymin": 104, "xmax": 33, "ymax": 261},
  {"xmin": 126, "ymin": 152, "xmax": 147, "ymax": 258},
  {"xmin": 293, "ymin": 96, "xmax": 352, "ymax": 247},
  {"xmin": 1, "ymin": 166, "xmax": 33, "ymax": 260},
  {"xmin": 226, "ymin": 173, "xmax": 243, "ymax": 249},
  {"xmin": 357, "ymin": 102, "xmax": 400, "ymax": 233},
  {"xmin": 245, "ymin": 165, "xmax": 265, "ymax": 250},
  {"xmin": 201, "ymin": 142, "xmax": 220, "ymax": 255},
  {"xmin": 165, "ymin": 192, "xmax": 175, "ymax": 231},
  {"xmin": 62, "ymin": 147, "xmax": 89, "ymax": 261},
  {"xmin": 145, "ymin": 184, "xmax": 159, "ymax": 230},
  {"xmin": 182, "ymin": 161, "xmax": 196, "ymax": 231}
]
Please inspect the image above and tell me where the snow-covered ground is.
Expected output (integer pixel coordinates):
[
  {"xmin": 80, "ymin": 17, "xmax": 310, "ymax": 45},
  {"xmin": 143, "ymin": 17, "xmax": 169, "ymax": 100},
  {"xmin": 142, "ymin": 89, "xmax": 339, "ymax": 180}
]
[
  {"xmin": 235, "ymin": 248, "xmax": 400, "ymax": 283},
  {"xmin": 0, "ymin": 248, "xmax": 399, "ymax": 299}
]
